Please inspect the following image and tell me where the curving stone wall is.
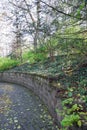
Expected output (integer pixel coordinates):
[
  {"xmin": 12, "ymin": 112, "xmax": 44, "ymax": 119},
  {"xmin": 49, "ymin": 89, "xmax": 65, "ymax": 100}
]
[
  {"xmin": 0, "ymin": 72, "xmax": 86, "ymax": 130},
  {"xmin": 0, "ymin": 72, "xmax": 62, "ymax": 127}
]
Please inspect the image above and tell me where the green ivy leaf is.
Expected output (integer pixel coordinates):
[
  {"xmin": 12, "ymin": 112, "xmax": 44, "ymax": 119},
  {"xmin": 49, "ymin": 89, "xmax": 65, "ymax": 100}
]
[
  {"xmin": 68, "ymin": 92, "xmax": 73, "ymax": 97},
  {"xmin": 77, "ymin": 120, "xmax": 82, "ymax": 127}
]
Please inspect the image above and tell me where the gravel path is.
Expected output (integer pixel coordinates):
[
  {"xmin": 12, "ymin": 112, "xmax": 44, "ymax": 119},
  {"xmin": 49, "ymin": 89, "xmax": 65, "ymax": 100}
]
[{"xmin": 0, "ymin": 82, "xmax": 59, "ymax": 130}]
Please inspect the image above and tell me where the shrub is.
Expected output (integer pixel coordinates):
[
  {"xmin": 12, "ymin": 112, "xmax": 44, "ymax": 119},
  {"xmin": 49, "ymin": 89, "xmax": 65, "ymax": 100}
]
[{"xmin": 0, "ymin": 57, "xmax": 19, "ymax": 71}]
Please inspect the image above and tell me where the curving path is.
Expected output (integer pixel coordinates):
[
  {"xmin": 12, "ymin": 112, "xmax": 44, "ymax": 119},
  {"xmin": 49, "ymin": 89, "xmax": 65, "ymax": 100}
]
[{"xmin": 0, "ymin": 82, "xmax": 59, "ymax": 130}]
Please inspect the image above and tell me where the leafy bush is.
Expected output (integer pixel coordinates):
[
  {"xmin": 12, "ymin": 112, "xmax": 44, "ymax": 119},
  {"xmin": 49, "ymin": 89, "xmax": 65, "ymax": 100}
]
[
  {"xmin": 22, "ymin": 47, "xmax": 47, "ymax": 63},
  {"xmin": 22, "ymin": 51, "xmax": 35, "ymax": 63},
  {"xmin": 61, "ymin": 114, "xmax": 80, "ymax": 127},
  {"xmin": 56, "ymin": 95, "xmax": 87, "ymax": 130},
  {"xmin": 0, "ymin": 57, "xmax": 19, "ymax": 71}
]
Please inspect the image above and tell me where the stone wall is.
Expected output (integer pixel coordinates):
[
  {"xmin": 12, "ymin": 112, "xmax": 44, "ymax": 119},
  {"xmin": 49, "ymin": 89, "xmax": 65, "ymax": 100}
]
[
  {"xmin": 0, "ymin": 72, "xmax": 86, "ymax": 130},
  {"xmin": 0, "ymin": 72, "xmax": 62, "ymax": 127}
]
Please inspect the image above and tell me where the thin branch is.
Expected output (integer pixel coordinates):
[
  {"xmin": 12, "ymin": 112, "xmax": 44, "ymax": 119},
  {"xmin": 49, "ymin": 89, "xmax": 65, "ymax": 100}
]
[
  {"xmin": 53, "ymin": 35, "xmax": 86, "ymax": 40},
  {"xmin": 8, "ymin": 0, "xmax": 36, "ymax": 28},
  {"xmin": 40, "ymin": 0, "xmax": 85, "ymax": 20}
]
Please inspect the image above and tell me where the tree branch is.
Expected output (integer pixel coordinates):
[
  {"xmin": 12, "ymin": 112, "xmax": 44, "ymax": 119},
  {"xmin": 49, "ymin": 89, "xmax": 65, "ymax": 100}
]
[{"xmin": 40, "ymin": 0, "xmax": 85, "ymax": 20}]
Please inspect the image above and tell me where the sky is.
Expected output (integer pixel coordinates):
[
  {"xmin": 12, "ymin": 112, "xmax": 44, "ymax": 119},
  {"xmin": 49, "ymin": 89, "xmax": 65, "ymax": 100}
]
[
  {"xmin": 0, "ymin": 0, "xmax": 34, "ymax": 56},
  {"xmin": 0, "ymin": 0, "xmax": 47, "ymax": 56},
  {"xmin": 0, "ymin": 0, "xmax": 14, "ymax": 56}
]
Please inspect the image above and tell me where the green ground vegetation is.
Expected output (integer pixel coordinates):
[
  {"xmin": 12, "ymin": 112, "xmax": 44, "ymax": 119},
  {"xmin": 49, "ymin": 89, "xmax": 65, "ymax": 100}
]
[
  {"xmin": 0, "ymin": 57, "xmax": 20, "ymax": 71},
  {"xmin": 0, "ymin": 24, "xmax": 87, "ymax": 130}
]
